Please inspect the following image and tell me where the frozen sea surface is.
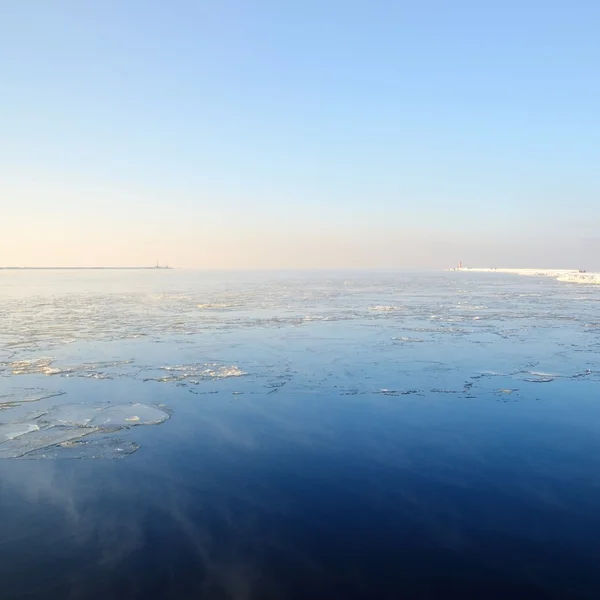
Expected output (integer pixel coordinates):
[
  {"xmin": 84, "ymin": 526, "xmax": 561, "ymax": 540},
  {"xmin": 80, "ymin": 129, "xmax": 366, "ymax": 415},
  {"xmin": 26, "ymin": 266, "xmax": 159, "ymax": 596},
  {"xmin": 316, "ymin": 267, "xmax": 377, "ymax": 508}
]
[{"xmin": 1, "ymin": 270, "xmax": 600, "ymax": 598}]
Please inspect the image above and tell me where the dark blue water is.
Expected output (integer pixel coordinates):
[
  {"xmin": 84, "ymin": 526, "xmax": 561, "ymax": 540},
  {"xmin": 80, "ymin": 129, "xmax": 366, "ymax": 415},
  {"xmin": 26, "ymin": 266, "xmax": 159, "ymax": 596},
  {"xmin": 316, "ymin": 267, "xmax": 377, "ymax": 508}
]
[{"xmin": 1, "ymin": 271, "xmax": 600, "ymax": 599}]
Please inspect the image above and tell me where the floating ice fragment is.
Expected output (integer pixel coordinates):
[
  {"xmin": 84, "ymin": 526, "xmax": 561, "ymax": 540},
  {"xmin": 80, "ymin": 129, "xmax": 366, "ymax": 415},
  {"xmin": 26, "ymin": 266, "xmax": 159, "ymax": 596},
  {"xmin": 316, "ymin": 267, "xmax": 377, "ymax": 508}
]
[
  {"xmin": 40, "ymin": 403, "xmax": 170, "ymax": 428},
  {"xmin": 89, "ymin": 403, "xmax": 169, "ymax": 427},
  {"xmin": 0, "ymin": 423, "xmax": 39, "ymax": 442},
  {"xmin": 197, "ymin": 303, "xmax": 239, "ymax": 310},
  {"xmin": 518, "ymin": 371, "xmax": 557, "ymax": 383},
  {"xmin": 42, "ymin": 404, "xmax": 99, "ymax": 427},
  {"xmin": 8, "ymin": 358, "xmax": 57, "ymax": 375},
  {"xmin": 5, "ymin": 358, "xmax": 135, "ymax": 378},
  {"xmin": 0, "ymin": 403, "xmax": 170, "ymax": 459},
  {"xmin": 0, "ymin": 388, "xmax": 65, "ymax": 408},
  {"xmin": 377, "ymin": 389, "xmax": 422, "ymax": 396},
  {"xmin": 23, "ymin": 437, "xmax": 140, "ymax": 459},
  {"xmin": 0, "ymin": 427, "xmax": 99, "ymax": 459},
  {"xmin": 153, "ymin": 363, "xmax": 246, "ymax": 382}
]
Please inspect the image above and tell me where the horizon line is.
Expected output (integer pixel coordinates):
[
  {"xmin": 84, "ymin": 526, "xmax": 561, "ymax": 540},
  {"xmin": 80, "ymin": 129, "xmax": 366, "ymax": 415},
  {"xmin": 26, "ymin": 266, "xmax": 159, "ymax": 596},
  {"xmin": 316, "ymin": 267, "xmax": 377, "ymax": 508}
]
[{"xmin": 0, "ymin": 266, "xmax": 173, "ymax": 271}]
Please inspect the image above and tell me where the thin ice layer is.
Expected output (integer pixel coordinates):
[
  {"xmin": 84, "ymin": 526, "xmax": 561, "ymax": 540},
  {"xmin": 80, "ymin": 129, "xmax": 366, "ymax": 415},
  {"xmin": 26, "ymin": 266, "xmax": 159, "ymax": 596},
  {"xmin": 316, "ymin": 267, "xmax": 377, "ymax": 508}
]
[
  {"xmin": 0, "ymin": 422, "xmax": 39, "ymax": 442},
  {"xmin": 0, "ymin": 426, "xmax": 99, "ymax": 459},
  {"xmin": 0, "ymin": 403, "xmax": 170, "ymax": 459},
  {"xmin": 40, "ymin": 404, "xmax": 100, "ymax": 427},
  {"xmin": 7, "ymin": 358, "xmax": 135, "ymax": 378},
  {"xmin": 89, "ymin": 403, "xmax": 169, "ymax": 427},
  {"xmin": 153, "ymin": 363, "xmax": 246, "ymax": 382},
  {"xmin": 22, "ymin": 436, "xmax": 140, "ymax": 459},
  {"xmin": 40, "ymin": 403, "xmax": 170, "ymax": 428},
  {"xmin": 0, "ymin": 388, "xmax": 65, "ymax": 408}
]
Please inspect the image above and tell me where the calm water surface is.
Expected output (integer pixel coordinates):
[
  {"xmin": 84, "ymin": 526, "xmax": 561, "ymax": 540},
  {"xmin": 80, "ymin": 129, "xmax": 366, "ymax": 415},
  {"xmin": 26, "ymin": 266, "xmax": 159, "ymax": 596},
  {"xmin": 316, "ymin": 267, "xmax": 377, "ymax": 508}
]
[{"xmin": 1, "ymin": 270, "xmax": 600, "ymax": 599}]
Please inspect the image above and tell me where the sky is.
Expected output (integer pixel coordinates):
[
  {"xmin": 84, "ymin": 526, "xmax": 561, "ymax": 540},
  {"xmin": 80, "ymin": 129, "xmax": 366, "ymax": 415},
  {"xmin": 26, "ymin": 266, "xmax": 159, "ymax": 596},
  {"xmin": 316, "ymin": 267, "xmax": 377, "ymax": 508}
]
[{"xmin": 1, "ymin": 0, "xmax": 599, "ymax": 269}]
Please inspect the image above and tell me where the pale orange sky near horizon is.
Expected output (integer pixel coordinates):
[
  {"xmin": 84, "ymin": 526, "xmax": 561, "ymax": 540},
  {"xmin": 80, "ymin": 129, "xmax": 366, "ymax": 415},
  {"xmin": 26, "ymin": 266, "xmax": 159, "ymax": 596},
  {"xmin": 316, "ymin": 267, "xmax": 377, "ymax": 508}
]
[{"xmin": 2, "ymin": 170, "xmax": 598, "ymax": 270}]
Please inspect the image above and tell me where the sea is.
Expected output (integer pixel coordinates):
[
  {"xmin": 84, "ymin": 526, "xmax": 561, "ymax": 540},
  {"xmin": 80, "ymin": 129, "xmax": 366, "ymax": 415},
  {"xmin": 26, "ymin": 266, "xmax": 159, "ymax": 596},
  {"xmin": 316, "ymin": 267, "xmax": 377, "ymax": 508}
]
[{"xmin": 1, "ymin": 269, "xmax": 600, "ymax": 599}]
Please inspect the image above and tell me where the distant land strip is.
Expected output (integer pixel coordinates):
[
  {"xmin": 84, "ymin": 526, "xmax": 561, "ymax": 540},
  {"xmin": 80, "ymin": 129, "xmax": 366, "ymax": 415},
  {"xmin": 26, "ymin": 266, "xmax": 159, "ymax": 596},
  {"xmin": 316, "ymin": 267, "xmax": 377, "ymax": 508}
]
[
  {"xmin": 0, "ymin": 266, "xmax": 173, "ymax": 270},
  {"xmin": 446, "ymin": 267, "xmax": 600, "ymax": 285}
]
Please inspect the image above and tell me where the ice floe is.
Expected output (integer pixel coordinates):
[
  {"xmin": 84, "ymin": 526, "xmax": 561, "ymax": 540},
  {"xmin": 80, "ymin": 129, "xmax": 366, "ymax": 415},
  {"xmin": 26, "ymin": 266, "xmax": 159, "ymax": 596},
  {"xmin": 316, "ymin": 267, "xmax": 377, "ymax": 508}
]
[
  {"xmin": 0, "ymin": 403, "xmax": 169, "ymax": 459},
  {"xmin": 1, "ymin": 358, "xmax": 134, "ymax": 378},
  {"xmin": 0, "ymin": 388, "xmax": 65, "ymax": 408},
  {"xmin": 150, "ymin": 363, "xmax": 246, "ymax": 383}
]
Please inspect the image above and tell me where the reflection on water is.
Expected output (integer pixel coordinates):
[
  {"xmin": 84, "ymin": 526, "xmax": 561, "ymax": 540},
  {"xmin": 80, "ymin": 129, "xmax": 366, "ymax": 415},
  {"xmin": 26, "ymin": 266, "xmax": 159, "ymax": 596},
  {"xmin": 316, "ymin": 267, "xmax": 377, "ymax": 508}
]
[{"xmin": 1, "ymin": 271, "xmax": 600, "ymax": 598}]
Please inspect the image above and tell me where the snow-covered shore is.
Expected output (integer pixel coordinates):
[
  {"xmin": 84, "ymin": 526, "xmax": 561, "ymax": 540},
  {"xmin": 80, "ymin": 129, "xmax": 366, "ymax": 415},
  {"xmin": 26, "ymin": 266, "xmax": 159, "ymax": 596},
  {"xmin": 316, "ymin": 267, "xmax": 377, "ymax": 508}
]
[
  {"xmin": 556, "ymin": 272, "xmax": 600, "ymax": 284},
  {"xmin": 448, "ymin": 268, "xmax": 600, "ymax": 285}
]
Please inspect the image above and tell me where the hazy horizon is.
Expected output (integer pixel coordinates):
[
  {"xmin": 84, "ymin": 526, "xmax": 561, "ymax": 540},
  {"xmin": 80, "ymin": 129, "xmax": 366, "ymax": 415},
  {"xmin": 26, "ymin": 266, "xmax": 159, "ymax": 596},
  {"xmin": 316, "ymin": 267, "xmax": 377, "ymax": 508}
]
[{"xmin": 2, "ymin": 1, "xmax": 599, "ymax": 270}]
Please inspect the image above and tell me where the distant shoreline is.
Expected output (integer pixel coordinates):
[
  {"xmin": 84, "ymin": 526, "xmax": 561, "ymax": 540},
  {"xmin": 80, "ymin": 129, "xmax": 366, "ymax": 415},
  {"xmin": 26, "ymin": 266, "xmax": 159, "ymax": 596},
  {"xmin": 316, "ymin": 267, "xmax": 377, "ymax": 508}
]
[
  {"xmin": 0, "ymin": 267, "xmax": 172, "ymax": 271},
  {"xmin": 447, "ymin": 267, "xmax": 600, "ymax": 285}
]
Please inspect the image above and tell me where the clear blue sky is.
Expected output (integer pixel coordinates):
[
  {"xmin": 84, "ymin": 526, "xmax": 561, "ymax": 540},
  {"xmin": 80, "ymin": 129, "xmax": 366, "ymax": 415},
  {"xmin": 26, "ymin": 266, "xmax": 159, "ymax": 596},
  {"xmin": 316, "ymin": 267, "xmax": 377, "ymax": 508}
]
[{"xmin": 1, "ymin": 1, "xmax": 599, "ymax": 268}]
